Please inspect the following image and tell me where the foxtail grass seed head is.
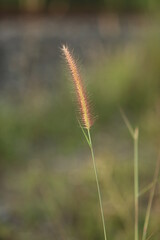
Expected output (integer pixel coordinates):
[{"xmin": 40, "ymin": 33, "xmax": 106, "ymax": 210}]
[{"xmin": 62, "ymin": 45, "xmax": 93, "ymax": 129}]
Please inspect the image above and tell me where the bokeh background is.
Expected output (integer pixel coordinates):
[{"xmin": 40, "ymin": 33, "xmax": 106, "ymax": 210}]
[{"xmin": 0, "ymin": 1, "xmax": 160, "ymax": 240}]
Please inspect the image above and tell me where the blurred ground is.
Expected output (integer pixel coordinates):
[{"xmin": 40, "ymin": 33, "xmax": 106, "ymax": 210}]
[{"xmin": 0, "ymin": 15, "xmax": 160, "ymax": 240}]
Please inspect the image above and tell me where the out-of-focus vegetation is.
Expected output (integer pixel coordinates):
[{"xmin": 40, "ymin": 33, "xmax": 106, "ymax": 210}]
[
  {"xmin": 0, "ymin": 0, "xmax": 160, "ymax": 13},
  {"xmin": 1, "ymin": 155, "xmax": 160, "ymax": 240},
  {"xmin": 0, "ymin": 16, "xmax": 160, "ymax": 240}
]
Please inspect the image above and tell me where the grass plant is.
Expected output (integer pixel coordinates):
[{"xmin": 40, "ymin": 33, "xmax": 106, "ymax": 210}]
[
  {"xmin": 62, "ymin": 44, "xmax": 160, "ymax": 240},
  {"xmin": 62, "ymin": 45, "xmax": 107, "ymax": 240},
  {"xmin": 120, "ymin": 108, "xmax": 160, "ymax": 240},
  {"xmin": 142, "ymin": 155, "xmax": 160, "ymax": 240},
  {"xmin": 120, "ymin": 108, "xmax": 139, "ymax": 240}
]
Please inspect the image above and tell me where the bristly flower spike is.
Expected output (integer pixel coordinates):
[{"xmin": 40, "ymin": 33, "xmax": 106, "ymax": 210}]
[{"xmin": 61, "ymin": 45, "xmax": 93, "ymax": 130}]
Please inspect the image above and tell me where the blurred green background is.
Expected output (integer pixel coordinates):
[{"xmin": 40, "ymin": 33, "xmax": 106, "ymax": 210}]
[{"xmin": 0, "ymin": 1, "xmax": 160, "ymax": 240}]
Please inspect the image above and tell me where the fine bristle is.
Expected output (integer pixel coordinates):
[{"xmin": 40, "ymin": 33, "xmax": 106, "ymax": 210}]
[{"xmin": 62, "ymin": 45, "xmax": 93, "ymax": 129}]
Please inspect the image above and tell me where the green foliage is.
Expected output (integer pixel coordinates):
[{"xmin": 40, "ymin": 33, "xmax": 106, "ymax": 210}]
[
  {"xmin": 1, "ymin": 157, "xmax": 159, "ymax": 239},
  {"xmin": 90, "ymin": 35, "xmax": 160, "ymax": 129}
]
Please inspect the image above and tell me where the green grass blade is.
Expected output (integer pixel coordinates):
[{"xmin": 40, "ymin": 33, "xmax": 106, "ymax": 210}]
[
  {"xmin": 142, "ymin": 155, "xmax": 160, "ymax": 240},
  {"xmin": 139, "ymin": 177, "xmax": 160, "ymax": 197},
  {"xmin": 120, "ymin": 109, "xmax": 139, "ymax": 240},
  {"xmin": 119, "ymin": 107, "xmax": 135, "ymax": 138},
  {"xmin": 78, "ymin": 119, "xmax": 91, "ymax": 147}
]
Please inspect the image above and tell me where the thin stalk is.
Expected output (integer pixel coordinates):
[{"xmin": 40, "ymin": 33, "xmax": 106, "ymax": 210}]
[
  {"xmin": 139, "ymin": 176, "xmax": 160, "ymax": 197},
  {"xmin": 87, "ymin": 129, "xmax": 107, "ymax": 240},
  {"xmin": 142, "ymin": 156, "xmax": 160, "ymax": 240},
  {"xmin": 120, "ymin": 109, "xmax": 139, "ymax": 240},
  {"xmin": 119, "ymin": 108, "xmax": 135, "ymax": 138},
  {"xmin": 134, "ymin": 128, "xmax": 139, "ymax": 240}
]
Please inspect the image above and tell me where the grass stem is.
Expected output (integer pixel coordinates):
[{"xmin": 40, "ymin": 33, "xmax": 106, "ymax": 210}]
[
  {"xmin": 120, "ymin": 109, "xmax": 139, "ymax": 240},
  {"xmin": 142, "ymin": 155, "xmax": 160, "ymax": 240},
  {"xmin": 134, "ymin": 128, "xmax": 139, "ymax": 240},
  {"xmin": 87, "ymin": 129, "xmax": 108, "ymax": 240}
]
